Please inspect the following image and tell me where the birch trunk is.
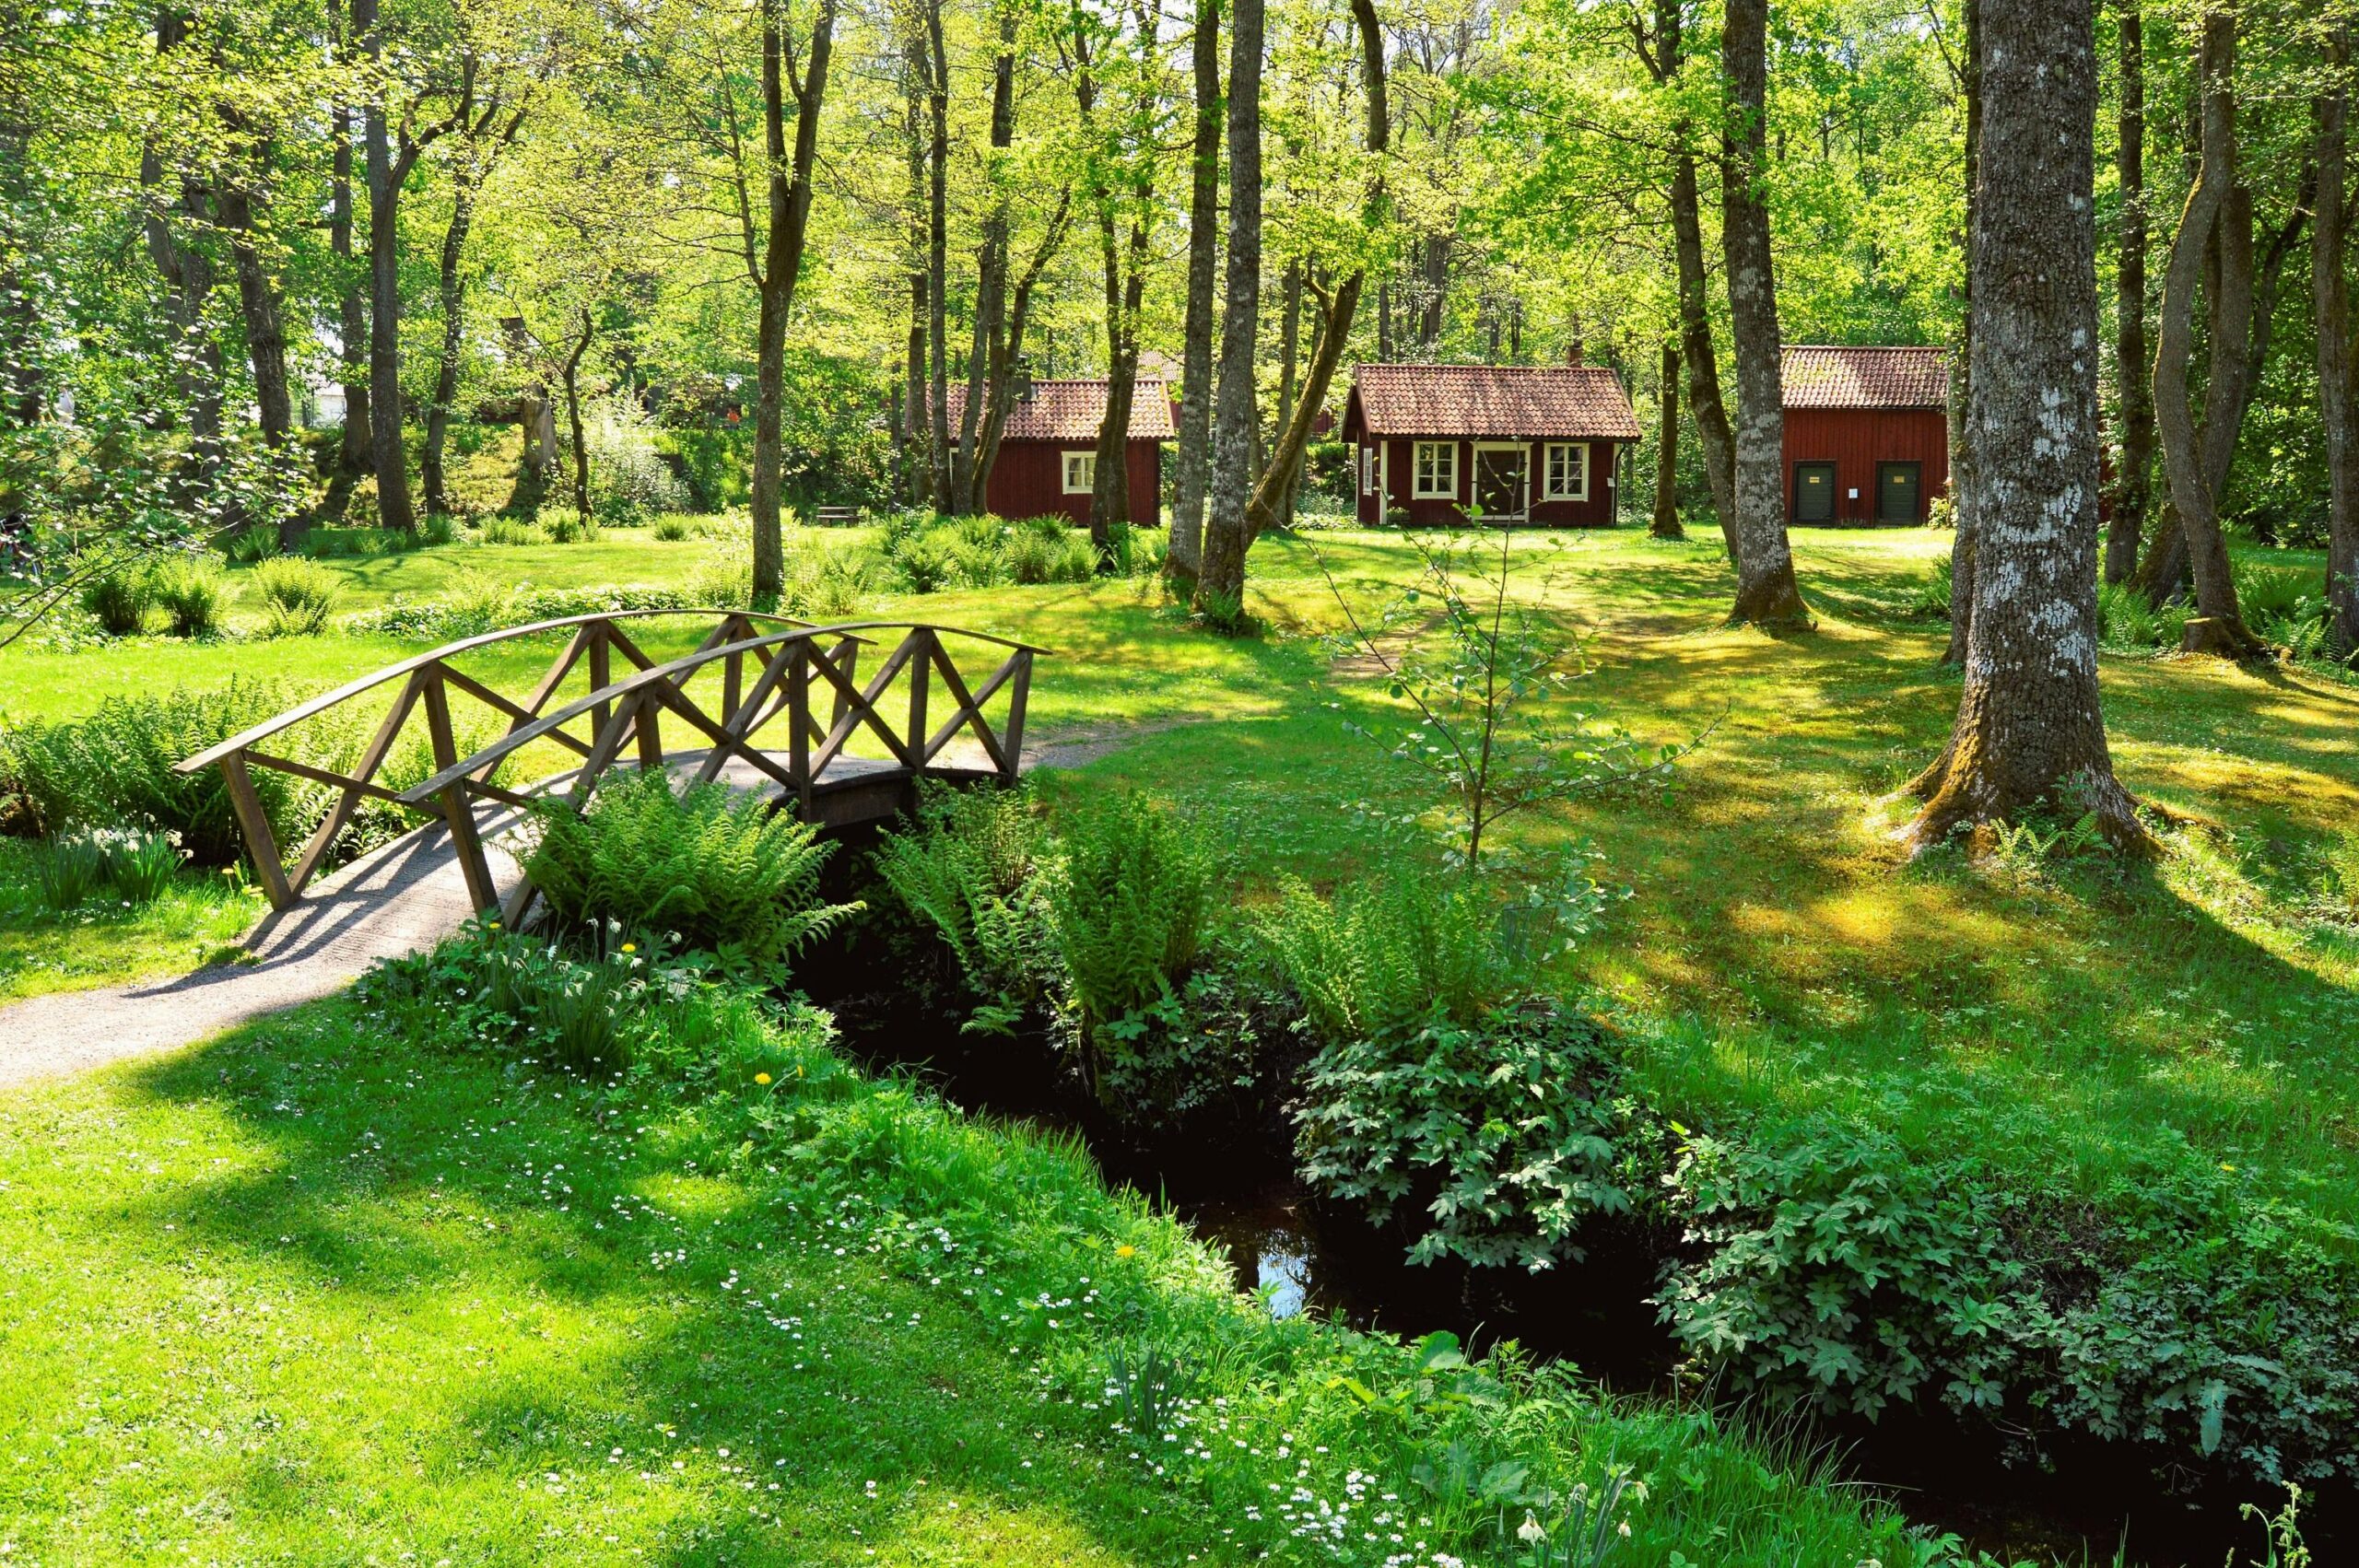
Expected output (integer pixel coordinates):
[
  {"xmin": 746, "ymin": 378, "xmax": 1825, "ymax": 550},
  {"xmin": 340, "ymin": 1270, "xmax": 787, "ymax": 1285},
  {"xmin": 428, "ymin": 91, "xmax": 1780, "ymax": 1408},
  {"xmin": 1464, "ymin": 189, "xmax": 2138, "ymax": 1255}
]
[
  {"xmin": 1168, "ymin": 0, "xmax": 1222, "ymax": 579},
  {"xmin": 1907, "ymin": 0, "xmax": 2140, "ymax": 850},
  {"xmin": 356, "ymin": 0, "xmax": 420, "ymax": 533},
  {"xmin": 1669, "ymin": 153, "xmax": 1737, "ymax": 557},
  {"xmin": 955, "ymin": 7, "xmax": 1017, "ymax": 516},
  {"xmin": 1720, "ymin": 0, "xmax": 1807, "ymax": 626},
  {"xmin": 421, "ymin": 171, "xmax": 479, "ymax": 518},
  {"xmin": 332, "ymin": 100, "xmax": 370, "ymax": 480},
  {"xmin": 1942, "ymin": 0, "xmax": 1980, "ymax": 662},
  {"xmin": 923, "ymin": 0, "xmax": 952, "ymax": 515}
]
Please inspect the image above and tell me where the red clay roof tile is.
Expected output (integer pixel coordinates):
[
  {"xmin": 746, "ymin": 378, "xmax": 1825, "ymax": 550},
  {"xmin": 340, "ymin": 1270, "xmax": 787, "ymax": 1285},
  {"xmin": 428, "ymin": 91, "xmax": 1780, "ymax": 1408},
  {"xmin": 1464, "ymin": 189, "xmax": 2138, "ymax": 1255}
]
[
  {"xmin": 933, "ymin": 379, "xmax": 1174, "ymax": 441},
  {"xmin": 1345, "ymin": 363, "xmax": 1642, "ymax": 439},
  {"xmin": 1780, "ymin": 345, "xmax": 1950, "ymax": 409}
]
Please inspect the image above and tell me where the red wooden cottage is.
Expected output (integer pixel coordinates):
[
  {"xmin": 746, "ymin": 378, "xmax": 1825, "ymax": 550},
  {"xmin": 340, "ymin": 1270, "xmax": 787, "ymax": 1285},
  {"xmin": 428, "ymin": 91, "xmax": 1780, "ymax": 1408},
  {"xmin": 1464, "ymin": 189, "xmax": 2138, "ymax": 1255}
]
[
  {"xmin": 1342, "ymin": 363, "xmax": 1641, "ymax": 527},
  {"xmin": 1780, "ymin": 345, "xmax": 1950, "ymax": 524},
  {"xmin": 938, "ymin": 378, "xmax": 1172, "ymax": 525}
]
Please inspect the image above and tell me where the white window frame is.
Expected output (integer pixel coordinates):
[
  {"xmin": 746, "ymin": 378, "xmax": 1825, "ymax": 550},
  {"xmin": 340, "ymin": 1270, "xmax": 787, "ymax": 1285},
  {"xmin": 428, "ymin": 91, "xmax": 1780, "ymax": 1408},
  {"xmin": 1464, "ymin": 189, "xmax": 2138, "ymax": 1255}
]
[
  {"xmin": 1062, "ymin": 450, "xmax": 1097, "ymax": 495},
  {"xmin": 1361, "ymin": 445, "xmax": 1377, "ymax": 495},
  {"xmin": 1412, "ymin": 440, "xmax": 1458, "ymax": 499},
  {"xmin": 1543, "ymin": 441, "xmax": 1590, "ymax": 501}
]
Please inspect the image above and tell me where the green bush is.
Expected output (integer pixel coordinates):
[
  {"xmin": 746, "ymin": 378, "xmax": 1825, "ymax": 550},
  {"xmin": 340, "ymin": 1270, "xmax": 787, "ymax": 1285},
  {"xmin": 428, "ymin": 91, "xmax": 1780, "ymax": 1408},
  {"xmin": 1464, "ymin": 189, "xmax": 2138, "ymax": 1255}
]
[
  {"xmin": 247, "ymin": 556, "xmax": 344, "ymax": 638},
  {"xmin": 479, "ymin": 517, "xmax": 548, "ymax": 546},
  {"xmin": 888, "ymin": 529, "xmax": 959, "ymax": 594},
  {"xmin": 871, "ymin": 784, "xmax": 1061, "ymax": 1035},
  {"xmin": 150, "ymin": 558, "xmax": 228, "ymax": 638},
  {"xmin": 1006, "ymin": 520, "xmax": 1097, "ymax": 585},
  {"xmin": 32, "ymin": 835, "xmax": 106, "ymax": 910},
  {"xmin": 1260, "ymin": 871, "xmax": 1508, "ymax": 1045},
  {"xmin": 1656, "ymin": 1119, "xmax": 2359, "ymax": 1488},
  {"xmin": 364, "ymin": 918, "xmax": 641, "ymax": 1072},
  {"xmin": 546, "ymin": 513, "xmax": 600, "ymax": 544},
  {"xmin": 94, "ymin": 826, "xmax": 186, "ymax": 903},
  {"xmin": 78, "ymin": 569, "xmax": 151, "ymax": 636},
  {"xmin": 651, "ymin": 514, "xmax": 693, "ymax": 542},
  {"xmin": 1910, "ymin": 552, "xmax": 1952, "ymax": 621},
  {"xmin": 0, "ymin": 679, "xmax": 321, "ymax": 865},
  {"xmin": 1050, "ymin": 791, "xmax": 1211, "ymax": 1035},
  {"xmin": 1295, "ymin": 998, "xmax": 1642, "ymax": 1270},
  {"xmin": 221, "ymin": 524, "xmax": 281, "ymax": 564},
  {"xmin": 522, "ymin": 769, "xmax": 859, "ymax": 964},
  {"xmin": 2096, "ymin": 579, "xmax": 2190, "ymax": 651}
]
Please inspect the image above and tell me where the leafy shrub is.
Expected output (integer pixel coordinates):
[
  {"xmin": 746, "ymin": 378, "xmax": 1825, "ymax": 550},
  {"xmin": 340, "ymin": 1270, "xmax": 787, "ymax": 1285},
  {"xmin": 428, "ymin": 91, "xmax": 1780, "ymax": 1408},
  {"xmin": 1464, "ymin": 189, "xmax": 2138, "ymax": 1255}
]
[
  {"xmin": 1261, "ymin": 871, "xmax": 1508, "ymax": 1044},
  {"xmin": 1108, "ymin": 522, "xmax": 1167, "ymax": 579},
  {"xmin": 584, "ymin": 394, "xmax": 694, "ymax": 519},
  {"xmin": 1006, "ymin": 521, "xmax": 1096, "ymax": 585},
  {"xmin": 150, "ymin": 557, "xmax": 228, "ymax": 638},
  {"xmin": 221, "ymin": 523, "xmax": 280, "ymax": 564},
  {"xmin": 78, "ymin": 568, "xmax": 151, "ymax": 636},
  {"xmin": 247, "ymin": 556, "xmax": 343, "ymax": 638},
  {"xmin": 888, "ymin": 529, "xmax": 959, "ymax": 594},
  {"xmin": 522, "ymin": 769, "xmax": 859, "ymax": 964},
  {"xmin": 1095, "ymin": 954, "xmax": 1291, "ymax": 1139},
  {"xmin": 1050, "ymin": 791, "xmax": 1211, "ymax": 1035},
  {"xmin": 363, "ymin": 918, "xmax": 641, "ymax": 1072},
  {"xmin": 32, "ymin": 834, "xmax": 106, "ymax": 909},
  {"xmin": 651, "ymin": 514, "xmax": 693, "ymax": 542},
  {"xmin": 0, "ymin": 678, "xmax": 321, "ymax": 865},
  {"xmin": 479, "ymin": 517, "xmax": 548, "ymax": 546},
  {"xmin": 1294, "ymin": 998, "xmax": 1641, "ymax": 1270},
  {"xmin": 1910, "ymin": 552, "xmax": 1952, "ymax": 620},
  {"xmin": 871, "ymin": 784, "xmax": 1061, "ymax": 1034},
  {"xmin": 546, "ymin": 513, "xmax": 599, "ymax": 544},
  {"xmin": 1656, "ymin": 1120, "xmax": 2359, "ymax": 1488},
  {"xmin": 95, "ymin": 826, "xmax": 186, "ymax": 903},
  {"xmin": 2097, "ymin": 579, "xmax": 2190, "ymax": 651},
  {"xmin": 2318, "ymin": 827, "xmax": 2359, "ymax": 921}
]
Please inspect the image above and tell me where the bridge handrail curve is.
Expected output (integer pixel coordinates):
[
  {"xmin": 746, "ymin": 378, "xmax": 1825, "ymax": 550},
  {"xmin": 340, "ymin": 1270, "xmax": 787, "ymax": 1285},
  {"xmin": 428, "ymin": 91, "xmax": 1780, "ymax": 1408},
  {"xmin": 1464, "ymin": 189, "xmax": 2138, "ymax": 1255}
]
[
  {"xmin": 391, "ymin": 619, "xmax": 1049, "ymax": 806},
  {"xmin": 174, "ymin": 607, "xmax": 832, "ymax": 775}
]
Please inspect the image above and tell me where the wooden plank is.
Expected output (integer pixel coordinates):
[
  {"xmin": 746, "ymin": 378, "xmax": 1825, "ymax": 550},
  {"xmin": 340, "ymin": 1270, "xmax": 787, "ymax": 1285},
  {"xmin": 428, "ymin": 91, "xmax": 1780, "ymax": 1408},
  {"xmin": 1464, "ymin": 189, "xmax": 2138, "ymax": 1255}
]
[
  {"xmin": 440, "ymin": 784, "xmax": 499, "ymax": 914},
  {"xmin": 906, "ymin": 628, "xmax": 932, "ymax": 766},
  {"xmin": 921, "ymin": 641, "xmax": 1009, "ymax": 774},
  {"xmin": 281, "ymin": 668, "xmax": 426, "ymax": 894},
  {"xmin": 807, "ymin": 634, "xmax": 921, "ymax": 773},
  {"xmin": 439, "ymin": 663, "xmax": 595, "ymax": 762},
  {"xmin": 1000, "ymin": 650, "xmax": 1032, "ymax": 781},
  {"xmin": 220, "ymin": 751, "xmax": 293, "ymax": 909},
  {"xmin": 790, "ymin": 643, "xmax": 813, "ymax": 817},
  {"xmin": 562, "ymin": 690, "xmax": 645, "ymax": 810},
  {"xmin": 589, "ymin": 624, "xmax": 612, "ymax": 742}
]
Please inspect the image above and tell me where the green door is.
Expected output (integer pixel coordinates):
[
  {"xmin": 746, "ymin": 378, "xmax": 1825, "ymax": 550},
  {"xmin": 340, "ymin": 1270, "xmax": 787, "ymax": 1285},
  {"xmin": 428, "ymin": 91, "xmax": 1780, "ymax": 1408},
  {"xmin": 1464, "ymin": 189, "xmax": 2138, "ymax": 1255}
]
[
  {"xmin": 1876, "ymin": 462, "xmax": 1922, "ymax": 523},
  {"xmin": 1793, "ymin": 462, "xmax": 1836, "ymax": 523}
]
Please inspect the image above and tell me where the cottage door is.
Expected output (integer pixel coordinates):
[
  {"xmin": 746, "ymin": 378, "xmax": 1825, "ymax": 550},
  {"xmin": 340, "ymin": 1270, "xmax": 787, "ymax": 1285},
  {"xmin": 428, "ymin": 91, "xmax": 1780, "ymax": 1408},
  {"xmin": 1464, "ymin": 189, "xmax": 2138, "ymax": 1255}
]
[
  {"xmin": 1473, "ymin": 446, "xmax": 1527, "ymax": 521},
  {"xmin": 1875, "ymin": 462, "xmax": 1922, "ymax": 523},
  {"xmin": 1792, "ymin": 462, "xmax": 1836, "ymax": 523}
]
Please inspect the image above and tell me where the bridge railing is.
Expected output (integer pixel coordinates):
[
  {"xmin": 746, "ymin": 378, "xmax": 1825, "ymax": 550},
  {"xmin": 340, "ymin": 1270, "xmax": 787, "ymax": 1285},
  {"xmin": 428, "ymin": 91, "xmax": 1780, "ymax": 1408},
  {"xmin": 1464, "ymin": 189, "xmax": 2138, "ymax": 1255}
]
[{"xmin": 175, "ymin": 610, "xmax": 1043, "ymax": 917}]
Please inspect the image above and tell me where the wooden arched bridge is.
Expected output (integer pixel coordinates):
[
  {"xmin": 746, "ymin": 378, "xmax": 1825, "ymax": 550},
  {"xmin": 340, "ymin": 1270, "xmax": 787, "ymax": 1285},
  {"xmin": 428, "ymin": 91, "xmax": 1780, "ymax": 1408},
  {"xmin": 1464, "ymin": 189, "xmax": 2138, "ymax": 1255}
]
[{"xmin": 176, "ymin": 608, "xmax": 1044, "ymax": 921}]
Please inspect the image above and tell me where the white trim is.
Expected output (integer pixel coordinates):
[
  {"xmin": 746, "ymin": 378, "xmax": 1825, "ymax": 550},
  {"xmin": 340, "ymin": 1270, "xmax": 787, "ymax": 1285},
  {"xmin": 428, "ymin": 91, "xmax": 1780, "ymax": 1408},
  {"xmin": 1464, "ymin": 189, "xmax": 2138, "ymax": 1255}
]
[
  {"xmin": 1412, "ymin": 439, "xmax": 1458, "ymax": 499},
  {"xmin": 1543, "ymin": 441, "xmax": 1589, "ymax": 501},
  {"xmin": 1470, "ymin": 441, "xmax": 1532, "ymax": 520},
  {"xmin": 1361, "ymin": 445, "xmax": 1376, "ymax": 496},
  {"xmin": 1061, "ymin": 450, "xmax": 1097, "ymax": 495},
  {"xmin": 1379, "ymin": 440, "xmax": 1391, "ymax": 510}
]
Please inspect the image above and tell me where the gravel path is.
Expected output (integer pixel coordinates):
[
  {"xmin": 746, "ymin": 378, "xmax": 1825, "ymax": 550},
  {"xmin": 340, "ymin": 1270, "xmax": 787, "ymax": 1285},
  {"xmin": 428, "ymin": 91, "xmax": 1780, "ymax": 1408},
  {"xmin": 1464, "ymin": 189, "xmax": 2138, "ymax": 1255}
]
[
  {"xmin": 0, "ymin": 725, "xmax": 1203, "ymax": 1090},
  {"xmin": 0, "ymin": 809, "xmax": 523, "ymax": 1091}
]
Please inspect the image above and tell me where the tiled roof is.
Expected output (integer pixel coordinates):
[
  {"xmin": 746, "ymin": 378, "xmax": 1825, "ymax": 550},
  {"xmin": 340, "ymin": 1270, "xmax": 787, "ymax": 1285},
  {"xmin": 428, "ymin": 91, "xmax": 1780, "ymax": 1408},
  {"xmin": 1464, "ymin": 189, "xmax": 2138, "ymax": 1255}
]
[
  {"xmin": 1345, "ymin": 364, "xmax": 1642, "ymax": 439},
  {"xmin": 933, "ymin": 379, "xmax": 1174, "ymax": 441},
  {"xmin": 1780, "ymin": 345, "xmax": 1949, "ymax": 410}
]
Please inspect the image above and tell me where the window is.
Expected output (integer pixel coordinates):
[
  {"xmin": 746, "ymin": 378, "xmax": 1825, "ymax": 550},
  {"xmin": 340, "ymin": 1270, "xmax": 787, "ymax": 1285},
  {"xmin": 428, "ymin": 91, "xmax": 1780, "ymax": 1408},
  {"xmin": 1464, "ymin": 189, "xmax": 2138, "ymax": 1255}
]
[
  {"xmin": 1413, "ymin": 440, "xmax": 1457, "ymax": 498},
  {"xmin": 1361, "ymin": 446, "xmax": 1377, "ymax": 495},
  {"xmin": 1543, "ymin": 442, "xmax": 1588, "ymax": 500},
  {"xmin": 1062, "ymin": 451, "xmax": 1096, "ymax": 494}
]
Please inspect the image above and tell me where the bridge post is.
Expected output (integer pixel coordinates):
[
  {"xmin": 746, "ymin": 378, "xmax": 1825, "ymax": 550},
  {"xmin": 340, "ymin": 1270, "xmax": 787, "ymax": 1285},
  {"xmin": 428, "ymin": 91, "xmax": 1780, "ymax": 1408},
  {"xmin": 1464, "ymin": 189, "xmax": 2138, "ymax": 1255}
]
[
  {"xmin": 1001, "ymin": 649, "xmax": 1032, "ymax": 783},
  {"xmin": 905, "ymin": 628, "xmax": 932, "ymax": 768},
  {"xmin": 422, "ymin": 668, "xmax": 499, "ymax": 914},
  {"xmin": 217, "ymin": 751, "xmax": 294, "ymax": 909}
]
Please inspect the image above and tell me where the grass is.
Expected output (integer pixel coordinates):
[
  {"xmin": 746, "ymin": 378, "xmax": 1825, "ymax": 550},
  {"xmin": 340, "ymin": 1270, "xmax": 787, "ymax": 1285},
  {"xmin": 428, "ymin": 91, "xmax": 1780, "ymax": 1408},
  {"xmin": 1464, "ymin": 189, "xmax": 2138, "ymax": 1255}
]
[
  {"xmin": 6, "ymin": 523, "xmax": 2358, "ymax": 1223},
  {"xmin": 0, "ymin": 984, "xmax": 1927, "ymax": 1565},
  {"xmin": 0, "ymin": 839, "xmax": 258, "ymax": 1002}
]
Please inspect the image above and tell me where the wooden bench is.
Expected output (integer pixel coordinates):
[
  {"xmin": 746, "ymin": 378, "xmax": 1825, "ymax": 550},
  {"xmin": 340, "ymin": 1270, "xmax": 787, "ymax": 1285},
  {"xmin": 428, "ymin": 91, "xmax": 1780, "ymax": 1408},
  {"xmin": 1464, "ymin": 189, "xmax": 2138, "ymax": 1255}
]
[{"xmin": 813, "ymin": 507, "xmax": 861, "ymax": 527}]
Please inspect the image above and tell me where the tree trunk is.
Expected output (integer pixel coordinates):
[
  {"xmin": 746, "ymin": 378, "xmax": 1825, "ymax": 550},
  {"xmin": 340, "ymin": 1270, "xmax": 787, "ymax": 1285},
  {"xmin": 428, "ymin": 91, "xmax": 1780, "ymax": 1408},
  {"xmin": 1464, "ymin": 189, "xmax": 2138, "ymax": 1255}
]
[
  {"xmin": 1669, "ymin": 154, "xmax": 1737, "ymax": 557},
  {"xmin": 2107, "ymin": 0, "xmax": 2154, "ymax": 585},
  {"xmin": 357, "ymin": 0, "xmax": 420, "ymax": 533},
  {"xmin": 973, "ymin": 195, "xmax": 1072, "ymax": 505},
  {"xmin": 924, "ymin": 0, "xmax": 953, "ymax": 515},
  {"xmin": 1083, "ymin": 0, "xmax": 1157, "ymax": 553},
  {"xmin": 2145, "ymin": 8, "xmax": 2261, "ymax": 654},
  {"xmin": 1236, "ymin": 0, "xmax": 1387, "ymax": 544},
  {"xmin": 954, "ymin": 6, "xmax": 1018, "ymax": 516},
  {"xmin": 749, "ymin": 0, "xmax": 838, "ymax": 597},
  {"xmin": 332, "ymin": 100, "xmax": 370, "ymax": 481},
  {"xmin": 2318, "ymin": 26, "xmax": 2359, "ymax": 660},
  {"xmin": 1168, "ymin": 0, "xmax": 1221, "ymax": 579},
  {"xmin": 1274, "ymin": 258, "xmax": 1300, "ymax": 529},
  {"xmin": 1907, "ymin": 0, "xmax": 2142, "ymax": 850},
  {"xmin": 215, "ymin": 123, "xmax": 292, "ymax": 499},
  {"xmin": 422, "ymin": 171, "xmax": 479, "ymax": 518},
  {"xmin": 563, "ymin": 309, "xmax": 593, "ymax": 521},
  {"xmin": 1720, "ymin": 0, "xmax": 1807, "ymax": 626},
  {"xmin": 1941, "ymin": 0, "xmax": 1981, "ymax": 663},
  {"xmin": 900, "ymin": 39, "xmax": 928, "ymax": 509},
  {"xmin": 1193, "ymin": 0, "xmax": 1264, "ymax": 621},
  {"xmin": 1651, "ymin": 342, "xmax": 1684, "ymax": 538}
]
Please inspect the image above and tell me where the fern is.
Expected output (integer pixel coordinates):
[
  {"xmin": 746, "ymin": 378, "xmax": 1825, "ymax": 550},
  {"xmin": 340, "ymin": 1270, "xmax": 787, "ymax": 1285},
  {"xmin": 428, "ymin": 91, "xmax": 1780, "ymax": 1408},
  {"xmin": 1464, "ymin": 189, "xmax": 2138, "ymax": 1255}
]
[
  {"xmin": 1261, "ymin": 871, "xmax": 1508, "ymax": 1044},
  {"xmin": 871, "ymin": 784, "xmax": 1060, "ymax": 1033},
  {"xmin": 1050, "ymin": 791, "xmax": 1211, "ymax": 1031},
  {"xmin": 524, "ymin": 770, "xmax": 859, "ymax": 964}
]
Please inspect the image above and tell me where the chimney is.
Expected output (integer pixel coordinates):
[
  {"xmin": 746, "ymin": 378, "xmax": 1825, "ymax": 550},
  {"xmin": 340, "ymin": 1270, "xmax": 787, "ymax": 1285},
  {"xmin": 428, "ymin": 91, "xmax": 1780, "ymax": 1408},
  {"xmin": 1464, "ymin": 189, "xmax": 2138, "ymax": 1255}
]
[
  {"xmin": 1014, "ymin": 357, "xmax": 1035, "ymax": 403},
  {"xmin": 1565, "ymin": 342, "xmax": 1584, "ymax": 368}
]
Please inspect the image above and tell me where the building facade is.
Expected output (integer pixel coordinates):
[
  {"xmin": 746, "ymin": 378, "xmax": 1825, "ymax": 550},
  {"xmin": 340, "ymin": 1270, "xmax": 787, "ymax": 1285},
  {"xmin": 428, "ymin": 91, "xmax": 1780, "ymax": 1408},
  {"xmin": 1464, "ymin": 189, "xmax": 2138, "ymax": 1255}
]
[
  {"xmin": 1780, "ymin": 345, "xmax": 1951, "ymax": 525},
  {"xmin": 934, "ymin": 379, "xmax": 1172, "ymax": 525},
  {"xmin": 1341, "ymin": 362, "xmax": 1642, "ymax": 527}
]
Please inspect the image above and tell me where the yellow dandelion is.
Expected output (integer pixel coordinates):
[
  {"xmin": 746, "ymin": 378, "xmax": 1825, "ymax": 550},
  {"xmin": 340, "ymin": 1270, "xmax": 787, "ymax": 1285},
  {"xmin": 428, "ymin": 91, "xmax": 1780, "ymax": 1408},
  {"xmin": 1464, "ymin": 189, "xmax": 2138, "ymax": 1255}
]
[
  {"xmin": 621, "ymin": 942, "xmax": 637, "ymax": 954},
  {"xmin": 1115, "ymin": 1245, "xmax": 1136, "ymax": 1259},
  {"xmin": 755, "ymin": 1072, "xmax": 773, "ymax": 1085}
]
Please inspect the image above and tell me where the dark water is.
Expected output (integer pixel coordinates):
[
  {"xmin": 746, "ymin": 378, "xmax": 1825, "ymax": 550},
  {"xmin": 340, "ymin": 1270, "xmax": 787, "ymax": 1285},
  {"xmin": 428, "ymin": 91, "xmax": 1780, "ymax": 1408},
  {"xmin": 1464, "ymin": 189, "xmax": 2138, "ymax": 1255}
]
[{"xmin": 812, "ymin": 977, "xmax": 2344, "ymax": 1568}]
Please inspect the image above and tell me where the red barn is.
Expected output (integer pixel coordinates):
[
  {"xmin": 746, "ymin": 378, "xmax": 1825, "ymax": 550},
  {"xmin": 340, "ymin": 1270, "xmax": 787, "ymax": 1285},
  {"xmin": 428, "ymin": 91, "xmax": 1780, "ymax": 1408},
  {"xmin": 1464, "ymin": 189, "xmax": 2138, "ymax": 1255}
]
[
  {"xmin": 1342, "ymin": 362, "xmax": 1641, "ymax": 527},
  {"xmin": 1780, "ymin": 345, "xmax": 1951, "ymax": 524},
  {"xmin": 938, "ymin": 378, "xmax": 1171, "ymax": 525}
]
